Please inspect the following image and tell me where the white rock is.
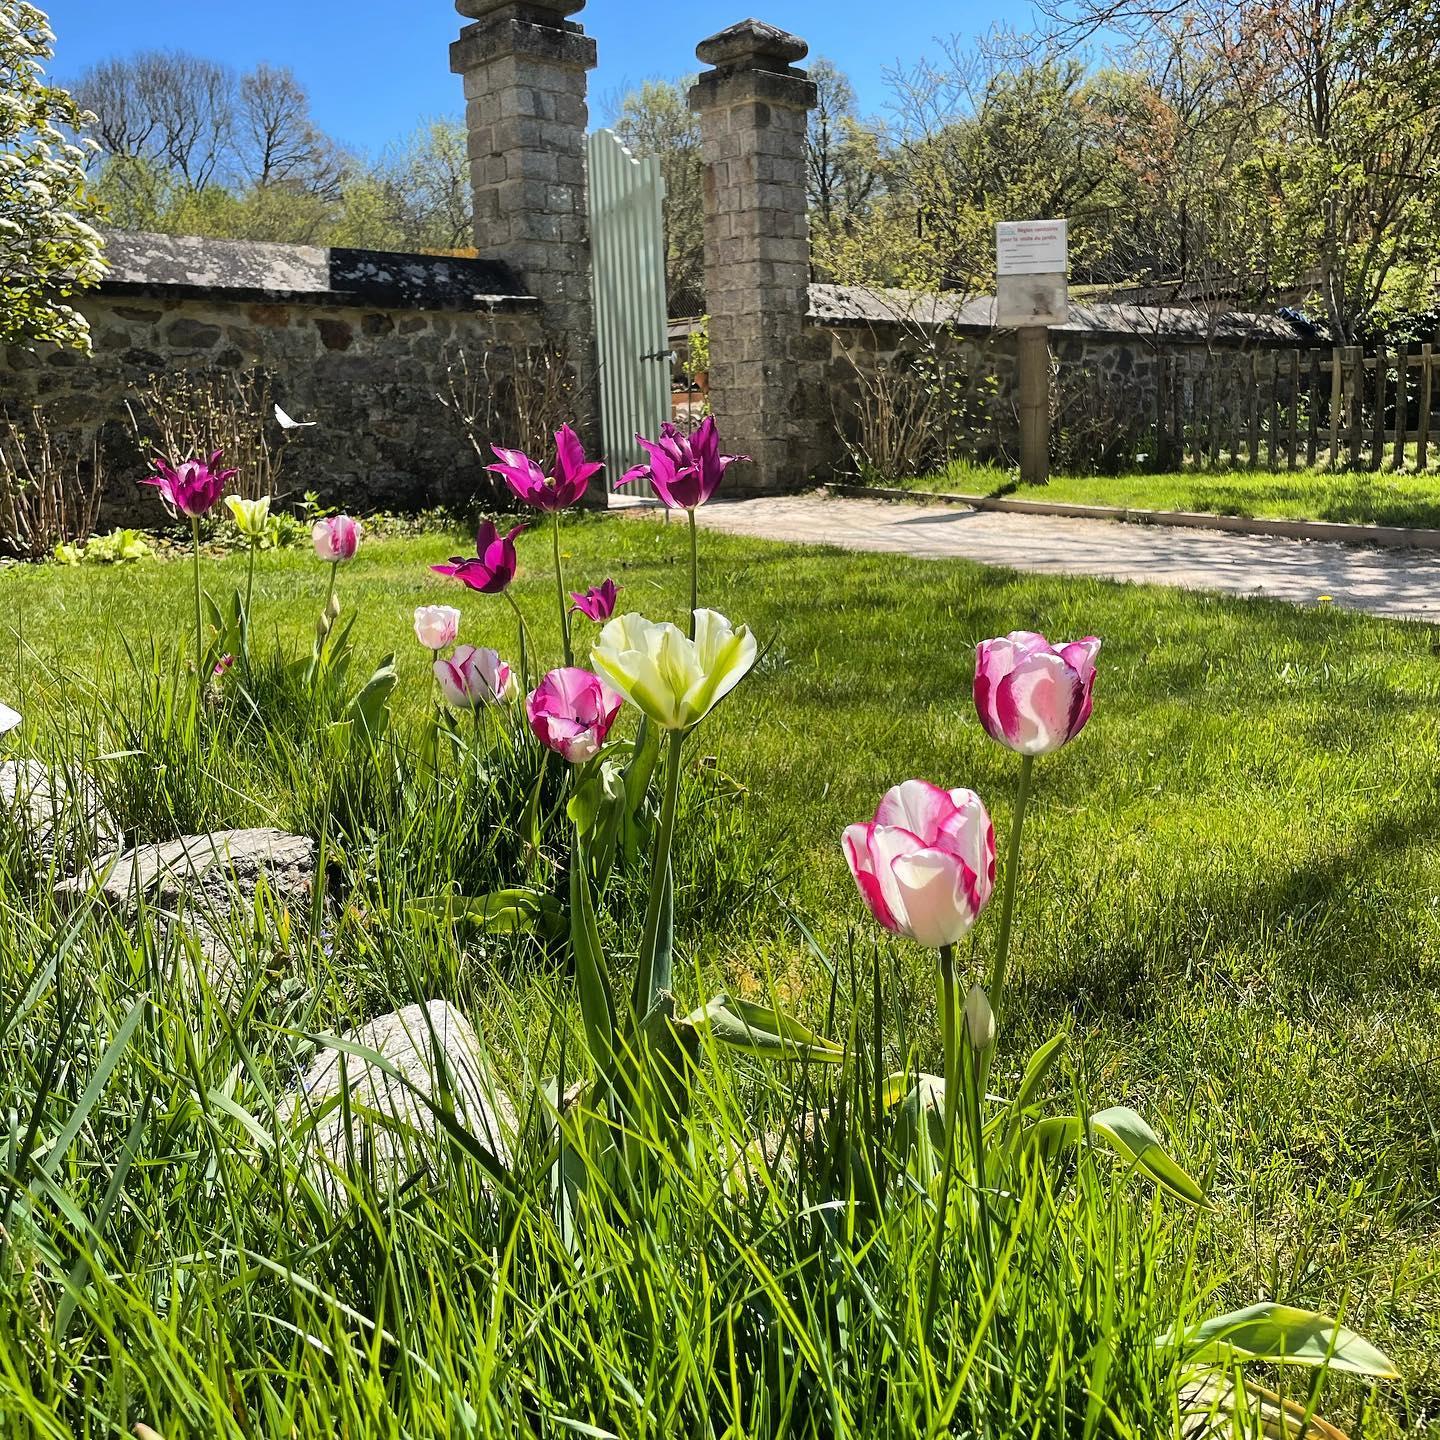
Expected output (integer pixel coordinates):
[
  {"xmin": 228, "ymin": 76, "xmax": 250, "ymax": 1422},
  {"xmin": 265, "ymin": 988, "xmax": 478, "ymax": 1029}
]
[
  {"xmin": 1, "ymin": 759, "xmax": 120, "ymax": 873},
  {"xmin": 292, "ymin": 1000, "xmax": 515, "ymax": 1195}
]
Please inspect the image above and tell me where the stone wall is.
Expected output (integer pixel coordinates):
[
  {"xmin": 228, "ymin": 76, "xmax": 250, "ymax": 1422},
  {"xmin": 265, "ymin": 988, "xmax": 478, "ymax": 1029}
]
[
  {"xmin": 812, "ymin": 289, "xmax": 1318, "ymax": 479},
  {"xmin": 0, "ymin": 233, "xmax": 546, "ymax": 526}
]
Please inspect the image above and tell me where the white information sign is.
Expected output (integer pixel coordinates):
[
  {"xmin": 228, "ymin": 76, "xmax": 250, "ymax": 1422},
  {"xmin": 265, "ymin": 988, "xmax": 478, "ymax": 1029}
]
[
  {"xmin": 995, "ymin": 272, "xmax": 1069, "ymax": 328},
  {"xmin": 996, "ymin": 219, "xmax": 1068, "ymax": 277}
]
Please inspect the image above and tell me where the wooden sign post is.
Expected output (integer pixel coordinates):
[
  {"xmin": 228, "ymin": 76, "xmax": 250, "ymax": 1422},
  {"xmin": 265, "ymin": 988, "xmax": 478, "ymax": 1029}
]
[{"xmin": 995, "ymin": 220, "xmax": 1069, "ymax": 485}]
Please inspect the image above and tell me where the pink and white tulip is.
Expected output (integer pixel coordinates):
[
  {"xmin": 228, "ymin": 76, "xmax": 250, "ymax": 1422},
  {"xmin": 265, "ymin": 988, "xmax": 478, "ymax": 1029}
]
[
  {"xmin": 414, "ymin": 605, "xmax": 461, "ymax": 651},
  {"xmin": 843, "ymin": 781, "xmax": 996, "ymax": 949},
  {"xmin": 434, "ymin": 645, "xmax": 513, "ymax": 710},
  {"xmin": 527, "ymin": 667, "xmax": 623, "ymax": 763},
  {"xmin": 973, "ymin": 631, "xmax": 1100, "ymax": 755},
  {"xmin": 313, "ymin": 515, "xmax": 361, "ymax": 563}
]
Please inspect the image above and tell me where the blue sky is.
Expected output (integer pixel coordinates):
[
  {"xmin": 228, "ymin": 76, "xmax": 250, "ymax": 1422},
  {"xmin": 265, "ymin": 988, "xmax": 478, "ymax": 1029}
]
[{"xmin": 44, "ymin": 1, "xmax": 1016, "ymax": 156}]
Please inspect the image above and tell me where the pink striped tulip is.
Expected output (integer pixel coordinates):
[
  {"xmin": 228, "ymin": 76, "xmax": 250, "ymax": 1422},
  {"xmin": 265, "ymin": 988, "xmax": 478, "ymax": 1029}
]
[
  {"xmin": 313, "ymin": 515, "xmax": 361, "ymax": 563},
  {"xmin": 843, "ymin": 781, "xmax": 996, "ymax": 949},
  {"xmin": 973, "ymin": 631, "xmax": 1101, "ymax": 755},
  {"xmin": 413, "ymin": 605, "xmax": 461, "ymax": 651},
  {"xmin": 141, "ymin": 450, "xmax": 236, "ymax": 518},
  {"xmin": 432, "ymin": 520, "xmax": 527, "ymax": 594},
  {"xmin": 435, "ymin": 645, "xmax": 513, "ymax": 710},
  {"xmin": 570, "ymin": 579, "xmax": 619, "ymax": 621},
  {"xmin": 527, "ymin": 667, "xmax": 623, "ymax": 764},
  {"xmin": 485, "ymin": 424, "xmax": 602, "ymax": 511}
]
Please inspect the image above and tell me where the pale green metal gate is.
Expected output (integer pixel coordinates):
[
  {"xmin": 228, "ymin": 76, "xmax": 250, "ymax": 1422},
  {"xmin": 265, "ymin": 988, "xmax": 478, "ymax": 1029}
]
[{"xmin": 587, "ymin": 129, "xmax": 670, "ymax": 492}]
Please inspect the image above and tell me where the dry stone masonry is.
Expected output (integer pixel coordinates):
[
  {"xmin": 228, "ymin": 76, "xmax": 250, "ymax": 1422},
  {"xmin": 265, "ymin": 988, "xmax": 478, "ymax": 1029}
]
[
  {"xmin": 451, "ymin": 0, "xmax": 597, "ymax": 342},
  {"xmin": 690, "ymin": 21, "xmax": 828, "ymax": 494},
  {"xmin": 1, "ymin": 232, "xmax": 542, "ymax": 523}
]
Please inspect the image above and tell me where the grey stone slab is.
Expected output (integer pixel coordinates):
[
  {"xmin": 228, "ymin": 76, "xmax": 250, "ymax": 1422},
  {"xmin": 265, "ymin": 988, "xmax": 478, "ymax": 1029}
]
[
  {"xmin": 54, "ymin": 828, "xmax": 317, "ymax": 1006},
  {"xmin": 806, "ymin": 282, "xmax": 1313, "ymax": 346},
  {"xmin": 292, "ymin": 1000, "xmax": 516, "ymax": 1193},
  {"xmin": 0, "ymin": 760, "xmax": 119, "ymax": 873}
]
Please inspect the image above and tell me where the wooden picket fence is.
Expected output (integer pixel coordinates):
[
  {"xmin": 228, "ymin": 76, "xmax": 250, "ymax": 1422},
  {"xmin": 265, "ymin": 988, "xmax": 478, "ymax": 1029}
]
[{"xmin": 1148, "ymin": 338, "xmax": 1440, "ymax": 473}]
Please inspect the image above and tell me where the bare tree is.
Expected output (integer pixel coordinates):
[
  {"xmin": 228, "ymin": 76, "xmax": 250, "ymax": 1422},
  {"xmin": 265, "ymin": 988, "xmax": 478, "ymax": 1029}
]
[
  {"xmin": 1036, "ymin": 0, "xmax": 1440, "ymax": 337},
  {"xmin": 239, "ymin": 63, "xmax": 345, "ymax": 198},
  {"xmin": 76, "ymin": 51, "xmax": 237, "ymax": 189}
]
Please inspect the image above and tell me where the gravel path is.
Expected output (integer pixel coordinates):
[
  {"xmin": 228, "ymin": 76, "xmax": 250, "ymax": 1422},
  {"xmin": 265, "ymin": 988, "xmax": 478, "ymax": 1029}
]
[{"xmin": 675, "ymin": 492, "xmax": 1440, "ymax": 621}]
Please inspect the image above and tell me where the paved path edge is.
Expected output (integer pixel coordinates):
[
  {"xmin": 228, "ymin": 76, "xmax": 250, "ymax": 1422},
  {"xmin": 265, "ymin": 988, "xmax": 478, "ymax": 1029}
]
[{"xmin": 824, "ymin": 483, "xmax": 1440, "ymax": 552}]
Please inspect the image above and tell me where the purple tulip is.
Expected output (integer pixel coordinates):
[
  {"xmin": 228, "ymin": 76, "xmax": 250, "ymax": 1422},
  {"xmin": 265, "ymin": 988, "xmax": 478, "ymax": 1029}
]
[
  {"xmin": 527, "ymin": 667, "xmax": 623, "ymax": 764},
  {"xmin": 485, "ymin": 424, "xmax": 603, "ymax": 511},
  {"xmin": 432, "ymin": 520, "xmax": 528, "ymax": 594},
  {"xmin": 973, "ymin": 631, "xmax": 1101, "ymax": 756},
  {"xmin": 843, "ymin": 781, "xmax": 996, "ymax": 949},
  {"xmin": 435, "ymin": 645, "xmax": 514, "ymax": 710},
  {"xmin": 570, "ymin": 579, "xmax": 619, "ymax": 622},
  {"xmin": 140, "ymin": 450, "xmax": 236, "ymax": 519},
  {"xmin": 313, "ymin": 515, "xmax": 361, "ymax": 563},
  {"xmin": 619, "ymin": 418, "xmax": 749, "ymax": 511}
]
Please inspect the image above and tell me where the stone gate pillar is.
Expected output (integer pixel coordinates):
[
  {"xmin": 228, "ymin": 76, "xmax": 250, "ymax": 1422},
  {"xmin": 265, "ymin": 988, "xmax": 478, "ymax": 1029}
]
[
  {"xmin": 451, "ymin": 0, "xmax": 595, "ymax": 341},
  {"xmin": 690, "ymin": 20, "xmax": 821, "ymax": 493}
]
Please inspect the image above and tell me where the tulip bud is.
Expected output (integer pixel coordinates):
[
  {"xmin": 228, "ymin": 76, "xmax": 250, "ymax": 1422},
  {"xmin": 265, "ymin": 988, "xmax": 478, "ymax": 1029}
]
[
  {"xmin": 326, "ymin": 591, "xmax": 342, "ymax": 622},
  {"xmin": 964, "ymin": 984, "xmax": 995, "ymax": 1053}
]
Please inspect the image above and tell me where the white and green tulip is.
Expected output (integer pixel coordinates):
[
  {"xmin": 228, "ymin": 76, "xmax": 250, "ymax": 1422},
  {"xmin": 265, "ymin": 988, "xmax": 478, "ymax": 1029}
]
[{"xmin": 591, "ymin": 609, "xmax": 756, "ymax": 733}]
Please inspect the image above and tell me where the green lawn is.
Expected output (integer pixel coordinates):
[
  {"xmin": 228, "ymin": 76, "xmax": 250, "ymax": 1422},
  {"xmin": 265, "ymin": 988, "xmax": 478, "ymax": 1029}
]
[
  {"xmin": 3, "ymin": 514, "xmax": 1440, "ymax": 1433},
  {"xmin": 882, "ymin": 459, "xmax": 1440, "ymax": 529}
]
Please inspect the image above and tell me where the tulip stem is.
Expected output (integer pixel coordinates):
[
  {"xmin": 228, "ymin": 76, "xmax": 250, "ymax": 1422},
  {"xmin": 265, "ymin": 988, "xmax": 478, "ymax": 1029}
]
[
  {"xmin": 985, "ymin": 752, "xmax": 1034, "ymax": 1055},
  {"xmin": 243, "ymin": 542, "xmax": 257, "ymax": 666},
  {"xmin": 632, "ymin": 728, "xmax": 684, "ymax": 1018},
  {"xmin": 922, "ymin": 941, "xmax": 961, "ymax": 1344},
  {"xmin": 314, "ymin": 561, "xmax": 338, "ymax": 682},
  {"xmin": 552, "ymin": 512, "xmax": 572, "ymax": 667},
  {"xmin": 189, "ymin": 515, "xmax": 204, "ymax": 686},
  {"xmin": 505, "ymin": 592, "xmax": 533, "ymax": 693},
  {"xmin": 687, "ymin": 509, "xmax": 698, "ymax": 638},
  {"xmin": 964, "ymin": 1043, "xmax": 996, "ymax": 1290}
]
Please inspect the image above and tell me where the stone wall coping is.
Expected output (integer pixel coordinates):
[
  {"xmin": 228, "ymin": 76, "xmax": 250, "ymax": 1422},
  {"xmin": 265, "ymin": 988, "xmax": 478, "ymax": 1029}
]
[
  {"xmin": 95, "ymin": 230, "xmax": 541, "ymax": 314},
  {"xmin": 808, "ymin": 283, "xmax": 1318, "ymax": 348}
]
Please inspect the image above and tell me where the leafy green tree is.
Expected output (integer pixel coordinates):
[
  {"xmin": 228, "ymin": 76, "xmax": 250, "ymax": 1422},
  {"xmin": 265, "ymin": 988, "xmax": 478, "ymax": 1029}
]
[
  {"xmin": 1041, "ymin": 0, "xmax": 1440, "ymax": 336},
  {"xmin": 0, "ymin": 2, "xmax": 105, "ymax": 350},
  {"xmin": 367, "ymin": 119, "xmax": 474, "ymax": 253},
  {"xmin": 613, "ymin": 79, "xmax": 705, "ymax": 314}
]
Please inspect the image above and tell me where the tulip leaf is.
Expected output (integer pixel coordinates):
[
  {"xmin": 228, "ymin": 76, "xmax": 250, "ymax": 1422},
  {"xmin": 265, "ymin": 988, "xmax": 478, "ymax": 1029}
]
[
  {"xmin": 346, "ymin": 655, "xmax": 397, "ymax": 739},
  {"xmin": 409, "ymin": 889, "xmax": 564, "ymax": 938},
  {"xmin": 1159, "ymin": 1303, "xmax": 1399, "ymax": 1379},
  {"xmin": 993, "ymin": 1027, "xmax": 1068, "ymax": 1150},
  {"xmin": 890, "ymin": 1074, "xmax": 948, "ymax": 1162},
  {"xmin": 1091, "ymin": 1106, "xmax": 1212, "ymax": 1209},
  {"xmin": 680, "ymin": 993, "xmax": 843, "ymax": 1065},
  {"xmin": 1022, "ymin": 1106, "xmax": 1212, "ymax": 1209},
  {"xmin": 1013, "ymin": 1028, "xmax": 1067, "ymax": 1115}
]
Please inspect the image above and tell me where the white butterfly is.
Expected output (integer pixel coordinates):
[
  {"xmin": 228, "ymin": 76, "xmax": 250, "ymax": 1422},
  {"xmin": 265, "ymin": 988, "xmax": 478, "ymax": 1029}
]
[
  {"xmin": 0, "ymin": 702, "xmax": 20, "ymax": 735},
  {"xmin": 275, "ymin": 404, "xmax": 317, "ymax": 430}
]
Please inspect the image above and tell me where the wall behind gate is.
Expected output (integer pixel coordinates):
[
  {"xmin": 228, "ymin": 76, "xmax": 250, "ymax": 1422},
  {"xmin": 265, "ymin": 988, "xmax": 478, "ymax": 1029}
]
[{"xmin": 0, "ymin": 232, "xmax": 545, "ymax": 525}]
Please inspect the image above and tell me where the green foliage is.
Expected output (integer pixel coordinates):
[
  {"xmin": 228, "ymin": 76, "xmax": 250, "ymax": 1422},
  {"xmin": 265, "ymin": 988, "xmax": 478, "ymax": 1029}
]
[
  {"xmin": 0, "ymin": 521, "xmax": 1431, "ymax": 1436},
  {"xmin": 54, "ymin": 526, "xmax": 153, "ymax": 565},
  {"xmin": 0, "ymin": 2, "xmax": 105, "ymax": 351}
]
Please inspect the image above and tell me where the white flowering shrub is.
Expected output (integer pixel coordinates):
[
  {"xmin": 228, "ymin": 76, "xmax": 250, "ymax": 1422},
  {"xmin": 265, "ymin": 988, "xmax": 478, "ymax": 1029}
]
[{"xmin": 0, "ymin": 2, "xmax": 105, "ymax": 351}]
